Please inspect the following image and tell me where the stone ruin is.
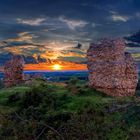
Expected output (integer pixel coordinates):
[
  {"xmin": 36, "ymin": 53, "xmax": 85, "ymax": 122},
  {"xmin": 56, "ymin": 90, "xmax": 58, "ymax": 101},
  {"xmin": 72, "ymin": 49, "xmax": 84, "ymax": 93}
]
[
  {"xmin": 4, "ymin": 55, "xmax": 25, "ymax": 87},
  {"xmin": 87, "ymin": 38, "xmax": 138, "ymax": 96}
]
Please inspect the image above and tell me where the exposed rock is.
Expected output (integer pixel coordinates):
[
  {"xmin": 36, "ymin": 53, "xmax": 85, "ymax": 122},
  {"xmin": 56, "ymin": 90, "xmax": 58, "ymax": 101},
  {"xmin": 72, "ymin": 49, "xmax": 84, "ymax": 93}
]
[
  {"xmin": 4, "ymin": 55, "xmax": 25, "ymax": 87},
  {"xmin": 87, "ymin": 38, "xmax": 138, "ymax": 96}
]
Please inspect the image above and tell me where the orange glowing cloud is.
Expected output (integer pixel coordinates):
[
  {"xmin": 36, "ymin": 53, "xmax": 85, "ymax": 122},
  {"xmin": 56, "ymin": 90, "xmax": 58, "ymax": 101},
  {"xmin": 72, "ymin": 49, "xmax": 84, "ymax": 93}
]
[
  {"xmin": 24, "ymin": 61, "xmax": 87, "ymax": 71},
  {"xmin": 3, "ymin": 45, "xmax": 36, "ymax": 55},
  {"xmin": 40, "ymin": 51, "xmax": 61, "ymax": 60}
]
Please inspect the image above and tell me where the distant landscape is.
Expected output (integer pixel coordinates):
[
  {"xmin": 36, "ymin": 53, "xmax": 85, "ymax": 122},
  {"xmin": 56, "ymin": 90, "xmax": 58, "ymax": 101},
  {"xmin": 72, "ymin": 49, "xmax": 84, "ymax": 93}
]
[{"xmin": 0, "ymin": 70, "xmax": 88, "ymax": 82}]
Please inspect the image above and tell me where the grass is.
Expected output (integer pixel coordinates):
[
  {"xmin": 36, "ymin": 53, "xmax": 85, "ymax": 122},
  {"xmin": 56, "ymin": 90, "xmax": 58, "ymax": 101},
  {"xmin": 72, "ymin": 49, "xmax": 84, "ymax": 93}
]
[
  {"xmin": 0, "ymin": 79, "xmax": 134, "ymax": 116},
  {"xmin": 0, "ymin": 86, "xmax": 31, "ymax": 114},
  {"xmin": 0, "ymin": 79, "xmax": 140, "ymax": 140}
]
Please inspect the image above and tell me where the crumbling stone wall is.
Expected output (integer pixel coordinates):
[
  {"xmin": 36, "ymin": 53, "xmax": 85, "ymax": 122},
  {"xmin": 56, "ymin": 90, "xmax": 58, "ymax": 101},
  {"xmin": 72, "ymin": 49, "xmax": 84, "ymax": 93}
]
[
  {"xmin": 87, "ymin": 39, "xmax": 138, "ymax": 96},
  {"xmin": 4, "ymin": 55, "xmax": 24, "ymax": 87}
]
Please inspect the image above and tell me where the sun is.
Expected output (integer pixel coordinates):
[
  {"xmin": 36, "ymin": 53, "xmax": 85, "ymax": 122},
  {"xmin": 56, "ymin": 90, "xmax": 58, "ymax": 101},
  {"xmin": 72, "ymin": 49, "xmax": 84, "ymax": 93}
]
[{"xmin": 51, "ymin": 64, "xmax": 62, "ymax": 70}]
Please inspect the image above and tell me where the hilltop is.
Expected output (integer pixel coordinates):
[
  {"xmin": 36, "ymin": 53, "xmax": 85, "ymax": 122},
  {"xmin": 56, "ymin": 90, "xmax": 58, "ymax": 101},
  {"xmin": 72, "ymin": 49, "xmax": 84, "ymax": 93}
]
[{"xmin": 0, "ymin": 78, "xmax": 140, "ymax": 140}]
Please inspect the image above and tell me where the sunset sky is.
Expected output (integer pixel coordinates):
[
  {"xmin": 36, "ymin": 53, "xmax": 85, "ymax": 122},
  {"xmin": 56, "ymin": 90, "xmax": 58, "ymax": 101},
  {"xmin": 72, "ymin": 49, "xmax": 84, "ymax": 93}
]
[{"xmin": 0, "ymin": 0, "xmax": 140, "ymax": 70}]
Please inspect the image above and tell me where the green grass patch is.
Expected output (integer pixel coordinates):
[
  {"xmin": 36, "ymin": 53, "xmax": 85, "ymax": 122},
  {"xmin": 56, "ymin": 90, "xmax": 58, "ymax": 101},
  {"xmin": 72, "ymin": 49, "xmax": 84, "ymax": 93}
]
[{"xmin": 0, "ymin": 79, "xmax": 140, "ymax": 140}]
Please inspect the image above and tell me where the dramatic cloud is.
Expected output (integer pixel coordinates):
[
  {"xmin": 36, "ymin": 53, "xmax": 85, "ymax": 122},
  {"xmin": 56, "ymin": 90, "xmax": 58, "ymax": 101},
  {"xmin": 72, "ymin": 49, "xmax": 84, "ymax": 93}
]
[
  {"xmin": 17, "ymin": 18, "xmax": 46, "ymax": 26},
  {"xmin": 7, "ymin": 32, "xmax": 35, "ymax": 43},
  {"xmin": 59, "ymin": 16, "xmax": 88, "ymax": 30},
  {"xmin": 0, "ymin": 0, "xmax": 140, "ymax": 66},
  {"xmin": 111, "ymin": 15, "xmax": 130, "ymax": 22},
  {"xmin": 136, "ymin": 12, "xmax": 140, "ymax": 18},
  {"xmin": 109, "ymin": 11, "xmax": 130, "ymax": 22},
  {"xmin": 91, "ymin": 23, "xmax": 97, "ymax": 28}
]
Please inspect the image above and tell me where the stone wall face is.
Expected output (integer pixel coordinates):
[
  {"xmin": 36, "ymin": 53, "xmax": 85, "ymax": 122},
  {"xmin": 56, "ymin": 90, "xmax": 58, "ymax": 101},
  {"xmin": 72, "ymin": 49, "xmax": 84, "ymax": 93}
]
[
  {"xmin": 4, "ymin": 55, "xmax": 24, "ymax": 87},
  {"xmin": 87, "ymin": 39, "xmax": 138, "ymax": 96}
]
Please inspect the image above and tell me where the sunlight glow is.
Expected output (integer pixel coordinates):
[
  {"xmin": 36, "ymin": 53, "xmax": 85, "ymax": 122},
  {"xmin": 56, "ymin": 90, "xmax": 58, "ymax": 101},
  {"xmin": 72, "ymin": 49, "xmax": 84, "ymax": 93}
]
[{"xmin": 51, "ymin": 64, "xmax": 62, "ymax": 70}]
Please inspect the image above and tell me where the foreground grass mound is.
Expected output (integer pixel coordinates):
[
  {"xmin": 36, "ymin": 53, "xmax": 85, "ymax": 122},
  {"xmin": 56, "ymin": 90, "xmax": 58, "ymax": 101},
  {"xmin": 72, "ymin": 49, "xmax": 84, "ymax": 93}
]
[{"xmin": 0, "ymin": 79, "xmax": 140, "ymax": 140}]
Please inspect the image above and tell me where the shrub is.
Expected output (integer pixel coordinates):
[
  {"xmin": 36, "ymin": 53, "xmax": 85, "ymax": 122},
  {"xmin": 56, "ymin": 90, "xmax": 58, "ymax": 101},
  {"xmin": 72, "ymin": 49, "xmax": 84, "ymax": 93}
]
[{"xmin": 7, "ymin": 93, "xmax": 21, "ymax": 103}]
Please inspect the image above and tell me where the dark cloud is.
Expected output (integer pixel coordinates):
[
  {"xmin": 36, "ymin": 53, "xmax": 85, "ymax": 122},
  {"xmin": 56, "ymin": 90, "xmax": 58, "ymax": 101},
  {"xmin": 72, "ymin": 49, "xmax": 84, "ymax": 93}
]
[
  {"xmin": 0, "ymin": 0, "xmax": 140, "ymax": 40},
  {"xmin": 0, "ymin": 0, "xmax": 140, "ymax": 64}
]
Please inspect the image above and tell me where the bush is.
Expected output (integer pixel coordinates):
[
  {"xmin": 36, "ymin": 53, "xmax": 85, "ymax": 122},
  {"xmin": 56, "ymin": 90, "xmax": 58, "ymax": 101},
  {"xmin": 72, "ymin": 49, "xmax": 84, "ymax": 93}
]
[
  {"xmin": 0, "ymin": 80, "xmax": 140, "ymax": 140},
  {"xmin": 21, "ymin": 89, "xmax": 45, "ymax": 109},
  {"xmin": 7, "ymin": 93, "xmax": 21, "ymax": 103}
]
